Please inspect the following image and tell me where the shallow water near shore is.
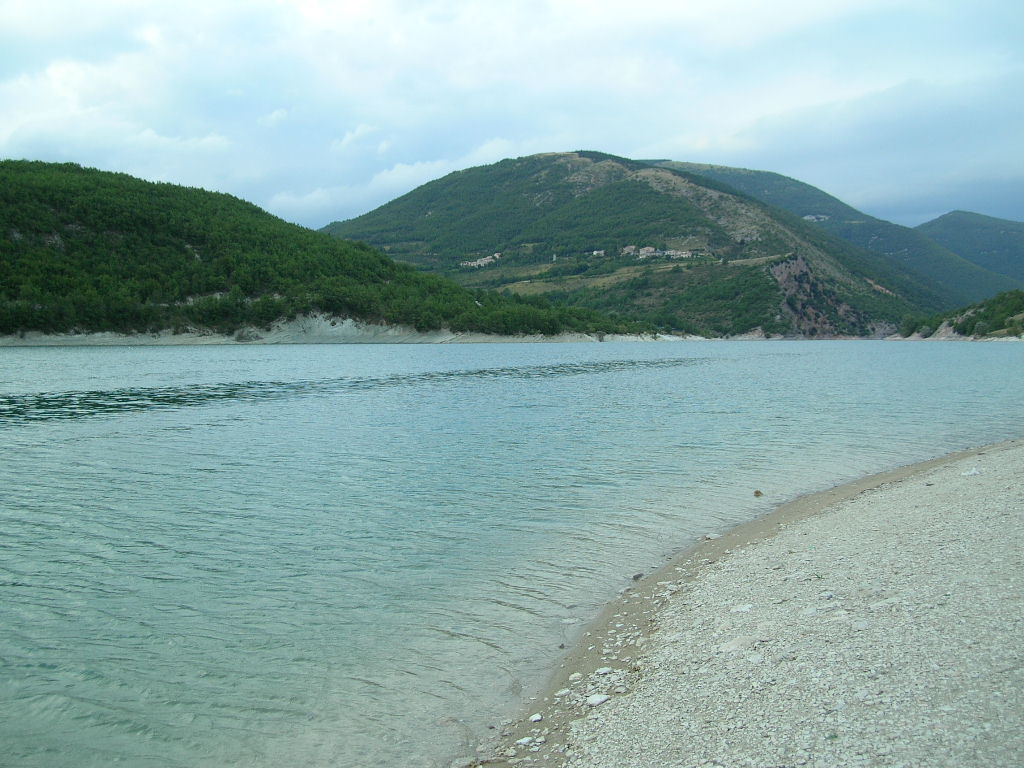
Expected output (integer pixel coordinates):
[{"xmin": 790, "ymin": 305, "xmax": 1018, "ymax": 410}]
[{"xmin": 1, "ymin": 340, "xmax": 1022, "ymax": 767}]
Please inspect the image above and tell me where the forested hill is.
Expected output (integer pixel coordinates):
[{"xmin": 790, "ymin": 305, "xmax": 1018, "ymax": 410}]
[
  {"xmin": 655, "ymin": 161, "xmax": 1021, "ymax": 307},
  {"xmin": 0, "ymin": 160, "xmax": 627, "ymax": 337},
  {"xmin": 916, "ymin": 211, "xmax": 1024, "ymax": 283},
  {"xmin": 323, "ymin": 151, "xmax": 944, "ymax": 337}
]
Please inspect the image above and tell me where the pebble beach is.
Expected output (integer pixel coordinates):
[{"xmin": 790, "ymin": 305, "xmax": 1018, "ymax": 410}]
[{"xmin": 481, "ymin": 440, "xmax": 1023, "ymax": 768}]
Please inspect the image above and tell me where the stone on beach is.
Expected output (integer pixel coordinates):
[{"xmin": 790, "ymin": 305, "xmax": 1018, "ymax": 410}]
[
  {"xmin": 550, "ymin": 442, "xmax": 1024, "ymax": 768},
  {"xmin": 717, "ymin": 635, "xmax": 759, "ymax": 652}
]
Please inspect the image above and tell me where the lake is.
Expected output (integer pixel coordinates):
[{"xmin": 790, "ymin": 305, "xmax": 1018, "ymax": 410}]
[{"xmin": 1, "ymin": 340, "xmax": 1021, "ymax": 767}]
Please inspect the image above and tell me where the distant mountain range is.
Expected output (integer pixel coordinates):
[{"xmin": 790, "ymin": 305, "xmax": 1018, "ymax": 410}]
[{"xmin": 324, "ymin": 151, "xmax": 1021, "ymax": 337}]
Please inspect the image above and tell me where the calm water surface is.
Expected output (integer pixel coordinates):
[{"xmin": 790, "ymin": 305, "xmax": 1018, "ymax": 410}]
[{"xmin": 1, "ymin": 341, "xmax": 1022, "ymax": 767}]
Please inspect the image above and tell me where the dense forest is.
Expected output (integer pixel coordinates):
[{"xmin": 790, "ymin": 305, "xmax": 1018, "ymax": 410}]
[
  {"xmin": 0, "ymin": 161, "xmax": 635, "ymax": 337},
  {"xmin": 916, "ymin": 211, "xmax": 1024, "ymax": 283}
]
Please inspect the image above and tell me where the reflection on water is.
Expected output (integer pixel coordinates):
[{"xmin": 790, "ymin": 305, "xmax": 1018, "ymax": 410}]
[{"xmin": 0, "ymin": 341, "xmax": 1021, "ymax": 768}]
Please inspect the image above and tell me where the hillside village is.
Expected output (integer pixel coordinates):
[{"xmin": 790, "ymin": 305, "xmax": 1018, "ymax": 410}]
[
  {"xmin": 623, "ymin": 245, "xmax": 703, "ymax": 260},
  {"xmin": 460, "ymin": 245, "xmax": 705, "ymax": 270}
]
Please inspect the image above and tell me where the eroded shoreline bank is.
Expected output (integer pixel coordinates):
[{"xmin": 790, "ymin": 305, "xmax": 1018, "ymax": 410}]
[
  {"xmin": 476, "ymin": 439, "xmax": 1023, "ymax": 768},
  {"xmin": 0, "ymin": 314, "xmax": 683, "ymax": 346}
]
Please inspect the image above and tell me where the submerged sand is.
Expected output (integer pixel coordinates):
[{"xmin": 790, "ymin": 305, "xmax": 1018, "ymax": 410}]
[{"xmin": 480, "ymin": 440, "xmax": 1023, "ymax": 768}]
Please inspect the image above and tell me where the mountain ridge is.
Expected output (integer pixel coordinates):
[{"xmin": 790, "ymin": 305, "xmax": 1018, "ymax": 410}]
[
  {"xmin": 324, "ymin": 151, "xmax": 962, "ymax": 337},
  {"xmin": 655, "ymin": 161, "xmax": 1022, "ymax": 306}
]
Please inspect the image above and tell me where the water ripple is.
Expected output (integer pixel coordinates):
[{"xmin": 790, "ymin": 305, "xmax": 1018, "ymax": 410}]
[
  {"xmin": 2, "ymin": 342, "xmax": 1021, "ymax": 768},
  {"xmin": 0, "ymin": 356, "xmax": 705, "ymax": 424}
]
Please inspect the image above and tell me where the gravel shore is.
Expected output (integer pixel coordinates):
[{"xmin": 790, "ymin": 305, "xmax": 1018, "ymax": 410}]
[{"xmin": 484, "ymin": 440, "xmax": 1023, "ymax": 768}]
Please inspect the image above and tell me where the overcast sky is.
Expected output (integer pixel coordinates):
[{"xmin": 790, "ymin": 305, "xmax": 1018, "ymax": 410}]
[{"xmin": 2, "ymin": 0, "xmax": 1021, "ymax": 229}]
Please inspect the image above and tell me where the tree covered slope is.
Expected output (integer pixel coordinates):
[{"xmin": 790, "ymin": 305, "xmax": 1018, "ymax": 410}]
[
  {"xmin": 324, "ymin": 151, "xmax": 944, "ymax": 337},
  {"xmin": 0, "ymin": 160, "xmax": 627, "ymax": 337},
  {"xmin": 657, "ymin": 161, "xmax": 1022, "ymax": 307},
  {"xmin": 901, "ymin": 289, "xmax": 1024, "ymax": 338},
  {"xmin": 916, "ymin": 210, "xmax": 1024, "ymax": 283}
]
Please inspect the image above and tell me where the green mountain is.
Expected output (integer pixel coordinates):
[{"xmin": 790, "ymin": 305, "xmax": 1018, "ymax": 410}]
[
  {"xmin": 0, "ymin": 160, "xmax": 628, "ymax": 338},
  {"xmin": 324, "ymin": 151, "xmax": 945, "ymax": 337},
  {"xmin": 901, "ymin": 289, "xmax": 1024, "ymax": 338},
  {"xmin": 916, "ymin": 210, "xmax": 1024, "ymax": 283},
  {"xmin": 654, "ymin": 161, "xmax": 1022, "ymax": 306}
]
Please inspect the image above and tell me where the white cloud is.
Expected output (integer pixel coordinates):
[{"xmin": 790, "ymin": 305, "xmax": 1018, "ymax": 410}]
[
  {"xmin": 131, "ymin": 129, "xmax": 231, "ymax": 153},
  {"xmin": 269, "ymin": 135, "xmax": 567, "ymax": 224},
  {"xmin": 271, "ymin": 156, "xmax": 473, "ymax": 226},
  {"xmin": 366, "ymin": 158, "xmax": 454, "ymax": 193},
  {"xmin": 135, "ymin": 24, "xmax": 163, "ymax": 47},
  {"xmin": 0, "ymin": 0, "xmax": 1020, "ymax": 227},
  {"xmin": 258, "ymin": 108, "xmax": 288, "ymax": 127},
  {"xmin": 329, "ymin": 123, "xmax": 377, "ymax": 153}
]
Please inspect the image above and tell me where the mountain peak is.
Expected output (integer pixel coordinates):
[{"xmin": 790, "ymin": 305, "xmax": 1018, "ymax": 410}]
[{"xmin": 322, "ymin": 152, "xmax": 932, "ymax": 337}]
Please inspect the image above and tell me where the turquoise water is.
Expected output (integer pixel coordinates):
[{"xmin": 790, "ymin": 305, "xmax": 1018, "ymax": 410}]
[{"xmin": 1, "ymin": 340, "xmax": 1021, "ymax": 767}]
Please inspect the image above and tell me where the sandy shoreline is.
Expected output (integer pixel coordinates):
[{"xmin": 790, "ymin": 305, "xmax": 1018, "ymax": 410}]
[
  {"xmin": 2, "ymin": 313, "xmax": 1017, "ymax": 346},
  {"xmin": 476, "ymin": 439, "xmax": 1023, "ymax": 768},
  {"xmin": 0, "ymin": 314, "xmax": 683, "ymax": 346}
]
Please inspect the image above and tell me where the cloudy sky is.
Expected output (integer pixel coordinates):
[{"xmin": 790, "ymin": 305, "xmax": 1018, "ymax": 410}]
[{"xmin": 2, "ymin": 0, "xmax": 1021, "ymax": 229}]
